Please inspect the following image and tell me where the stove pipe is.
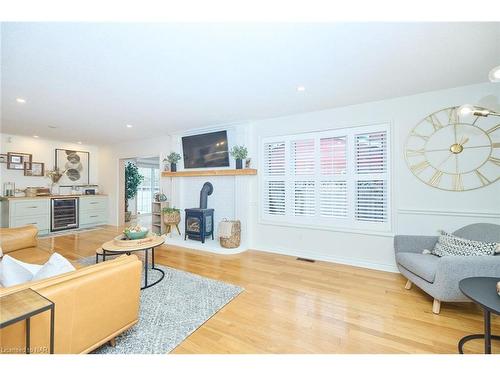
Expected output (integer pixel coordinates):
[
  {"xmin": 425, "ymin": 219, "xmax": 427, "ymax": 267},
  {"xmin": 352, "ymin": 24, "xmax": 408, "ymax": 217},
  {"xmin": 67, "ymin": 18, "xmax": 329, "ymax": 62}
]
[{"xmin": 199, "ymin": 182, "xmax": 213, "ymax": 209}]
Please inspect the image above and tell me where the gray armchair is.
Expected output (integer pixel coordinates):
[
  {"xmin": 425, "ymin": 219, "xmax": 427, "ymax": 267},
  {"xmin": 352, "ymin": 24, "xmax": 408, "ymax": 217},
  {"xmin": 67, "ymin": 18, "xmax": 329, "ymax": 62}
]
[{"xmin": 394, "ymin": 223, "xmax": 500, "ymax": 314}]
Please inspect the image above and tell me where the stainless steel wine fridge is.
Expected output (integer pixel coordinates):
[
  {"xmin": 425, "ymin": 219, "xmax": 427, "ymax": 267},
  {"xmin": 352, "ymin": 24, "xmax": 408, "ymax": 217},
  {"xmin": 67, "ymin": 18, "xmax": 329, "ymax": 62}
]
[{"xmin": 51, "ymin": 197, "xmax": 79, "ymax": 231}]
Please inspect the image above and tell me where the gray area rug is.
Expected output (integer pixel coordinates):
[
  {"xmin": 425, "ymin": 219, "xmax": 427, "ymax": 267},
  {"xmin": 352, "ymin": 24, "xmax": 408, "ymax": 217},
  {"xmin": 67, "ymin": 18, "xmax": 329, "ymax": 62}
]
[{"xmin": 78, "ymin": 256, "xmax": 243, "ymax": 354}]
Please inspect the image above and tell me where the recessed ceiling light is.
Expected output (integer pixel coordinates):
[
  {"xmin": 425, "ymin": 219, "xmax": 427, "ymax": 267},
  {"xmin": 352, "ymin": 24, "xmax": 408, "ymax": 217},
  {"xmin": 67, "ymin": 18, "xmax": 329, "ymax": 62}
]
[
  {"xmin": 48, "ymin": 125, "xmax": 58, "ymax": 129},
  {"xmin": 16, "ymin": 98, "xmax": 26, "ymax": 103},
  {"xmin": 77, "ymin": 141, "xmax": 82, "ymax": 144},
  {"xmin": 33, "ymin": 135, "xmax": 39, "ymax": 138},
  {"xmin": 126, "ymin": 124, "xmax": 133, "ymax": 128},
  {"xmin": 489, "ymin": 65, "xmax": 500, "ymax": 82},
  {"xmin": 296, "ymin": 86, "xmax": 306, "ymax": 92}
]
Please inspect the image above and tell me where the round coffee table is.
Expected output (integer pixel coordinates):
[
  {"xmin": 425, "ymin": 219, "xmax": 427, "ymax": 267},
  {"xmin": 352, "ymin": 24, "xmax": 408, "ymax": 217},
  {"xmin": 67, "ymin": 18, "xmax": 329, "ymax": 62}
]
[
  {"xmin": 98, "ymin": 235, "xmax": 166, "ymax": 290},
  {"xmin": 458, "ymin": 277, "xmax": 500, "ymax": 354}
]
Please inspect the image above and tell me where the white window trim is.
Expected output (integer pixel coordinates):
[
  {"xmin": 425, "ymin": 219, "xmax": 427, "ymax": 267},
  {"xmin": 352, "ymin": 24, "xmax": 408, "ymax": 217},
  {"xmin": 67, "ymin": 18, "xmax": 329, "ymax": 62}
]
[{"xmin": 259, "ymin": 123, "xmax": 392, "ymax": 234}]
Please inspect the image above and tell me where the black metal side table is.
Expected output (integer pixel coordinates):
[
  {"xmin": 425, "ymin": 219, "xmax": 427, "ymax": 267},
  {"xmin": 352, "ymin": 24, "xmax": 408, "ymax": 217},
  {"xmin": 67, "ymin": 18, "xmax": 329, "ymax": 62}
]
[
  {"xmin": 458, "ymin": 277, "xmax": 500, "ymax": 354},
  {"xmin": 0, "ymin": 288, "xmax": 55, "ymax": 354}
]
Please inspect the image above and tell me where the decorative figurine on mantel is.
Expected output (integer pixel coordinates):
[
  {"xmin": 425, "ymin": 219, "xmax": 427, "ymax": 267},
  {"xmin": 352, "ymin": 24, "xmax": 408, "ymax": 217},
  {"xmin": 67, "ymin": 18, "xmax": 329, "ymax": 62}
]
[
  {"xmin": 162, "ymin": 158, "xmax": 170, "ymax": 172},
  {"xmin": 230, "ymin": 145, "xmax": 248, "ymax": 170}
]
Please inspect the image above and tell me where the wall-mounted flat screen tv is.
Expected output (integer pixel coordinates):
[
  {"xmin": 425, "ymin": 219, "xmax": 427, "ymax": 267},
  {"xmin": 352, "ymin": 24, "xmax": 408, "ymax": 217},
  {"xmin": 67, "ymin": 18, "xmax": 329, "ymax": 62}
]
[{"xmin": 182, "ymin": 130, "xmax": 230, "ymax": 169}]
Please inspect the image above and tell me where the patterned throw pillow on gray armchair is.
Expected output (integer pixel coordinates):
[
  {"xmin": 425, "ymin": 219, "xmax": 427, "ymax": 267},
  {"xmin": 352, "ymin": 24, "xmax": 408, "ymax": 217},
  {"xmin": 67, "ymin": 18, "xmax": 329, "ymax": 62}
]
[{"xmin": 431, "ymin": 230, "xmax": 498, "ymax": 257}]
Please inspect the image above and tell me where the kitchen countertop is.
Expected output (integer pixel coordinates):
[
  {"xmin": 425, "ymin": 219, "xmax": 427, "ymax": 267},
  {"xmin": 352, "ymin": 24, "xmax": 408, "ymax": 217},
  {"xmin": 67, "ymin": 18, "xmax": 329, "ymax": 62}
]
[{"xmin": 0, "ymin": 194, "xmax": 108, "ymax": 201}]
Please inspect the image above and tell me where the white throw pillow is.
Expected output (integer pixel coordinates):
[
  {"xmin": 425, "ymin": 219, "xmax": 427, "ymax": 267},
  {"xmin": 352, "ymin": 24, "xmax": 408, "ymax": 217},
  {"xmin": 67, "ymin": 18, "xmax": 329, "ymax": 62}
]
[
  {"xmin": 32, "ymin": 253, "xmax": 75, "ymax": 281},
  {"xmin": 8, "ymin": 257, "xmax": 43, "ymax": 275},
  {"xmin": 0, "ymin": 255, "xmax": 35, "ymax": 287},
  {"xmin": 0, "ymin": 246, "xmax": 3, "ymax": 257}
]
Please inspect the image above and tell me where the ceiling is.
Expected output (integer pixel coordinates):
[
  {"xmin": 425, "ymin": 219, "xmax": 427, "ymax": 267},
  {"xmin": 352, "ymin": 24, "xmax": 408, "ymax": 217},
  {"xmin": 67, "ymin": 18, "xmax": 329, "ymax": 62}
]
[{"xmin": 1, "ymin": 22, "xmax": 499, "ymax": 145}]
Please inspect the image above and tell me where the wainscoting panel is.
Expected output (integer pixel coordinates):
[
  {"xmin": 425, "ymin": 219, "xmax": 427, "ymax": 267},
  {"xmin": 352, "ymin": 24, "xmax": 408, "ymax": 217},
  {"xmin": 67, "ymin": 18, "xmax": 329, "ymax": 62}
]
[{"xmin": 397, "ymin": 208, "xmax": 500, "ymax": 235}]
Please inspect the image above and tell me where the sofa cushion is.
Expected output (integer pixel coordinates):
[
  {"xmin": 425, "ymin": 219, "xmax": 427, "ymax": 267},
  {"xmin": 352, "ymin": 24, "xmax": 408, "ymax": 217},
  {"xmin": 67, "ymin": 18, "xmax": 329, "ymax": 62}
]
[
  {"xmin": 0, "ymin": 225, "xmax": 38, "ymax": 253},
  {"xmin": 396, "ymin": 252, "xmax": 440, "ymax": 283}
]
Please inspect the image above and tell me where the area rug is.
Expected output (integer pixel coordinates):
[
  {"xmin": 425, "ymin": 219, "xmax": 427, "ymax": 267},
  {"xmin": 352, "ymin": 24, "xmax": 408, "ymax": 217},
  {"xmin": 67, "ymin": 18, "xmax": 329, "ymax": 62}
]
[{"xmin": 78, "ymin": 256, "xmax": 243, "ymax": 354}]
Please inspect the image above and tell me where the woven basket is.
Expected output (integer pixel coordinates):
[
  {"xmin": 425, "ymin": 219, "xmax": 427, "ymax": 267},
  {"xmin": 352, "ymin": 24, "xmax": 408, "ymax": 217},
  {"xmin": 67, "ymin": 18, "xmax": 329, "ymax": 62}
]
[
  {"xmin": 163, "ymin": 211, "xmax": 181, "ymax": 225},
  {"xmin": 219, "ymin": 220, "xmax": 241, "ymax": 249}
]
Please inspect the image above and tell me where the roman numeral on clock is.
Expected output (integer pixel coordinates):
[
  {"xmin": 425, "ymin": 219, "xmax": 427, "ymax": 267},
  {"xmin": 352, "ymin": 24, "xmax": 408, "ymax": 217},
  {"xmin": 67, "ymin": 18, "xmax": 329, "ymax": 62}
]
[
  {"xmin": 406, "ymin": 148, "xmax": 425, "ymax": 157},
  {"xmin": 453, "ymin": 174, "xmax": 463, "ymax": 191},
  {"xmin": 448, "ymin": 108, "xmax": 458, "ymax": 124},
  {"xmin": 488, "ymin": 156, "xmax": 500, "ymax": 166},
  {"xmin": 428, "ymin": 170, "xmax": 443, "ymax": 186},
  {"xmin": 475, "ymin": 170, "xmax": 491, "ymax": 186},
  {"xmin": 410, "ymin": 160, "xmax": 430, "ymax": 174},
  {"xmin": 426, "ymin": 115, "xmax": 443, "ymax": 131},
  {"xmin": 410, "ymin": 131, "xmax": 430, "ymax": 141}
]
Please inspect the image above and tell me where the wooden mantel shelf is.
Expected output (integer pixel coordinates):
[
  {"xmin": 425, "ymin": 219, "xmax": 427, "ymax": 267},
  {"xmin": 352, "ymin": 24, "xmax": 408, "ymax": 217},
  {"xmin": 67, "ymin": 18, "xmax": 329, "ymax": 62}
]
[{"xmin": 161, "ymin": 168, "xmax": 257, "ymax": 177}]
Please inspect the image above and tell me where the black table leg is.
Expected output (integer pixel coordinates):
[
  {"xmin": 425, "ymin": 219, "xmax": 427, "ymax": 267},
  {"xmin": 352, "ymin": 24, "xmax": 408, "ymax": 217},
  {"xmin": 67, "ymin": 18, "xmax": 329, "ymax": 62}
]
[
  {"xmin": 50, "ymin": 304, "xmax": 55, "ymax": 354},
  {"xmin": 26, "ymin": 317, "xmax": 30, "ymax": 354},
  {"xmin": 144, "ymin": 248, "xmax": 149, "ymax": 288},
  {"xmin": 485, "ymin": 309, "xmax": 491, "ymax": 354},
  {"xmin": 458, "ymin": 307, "xmax": 500, "ymax": 354}
]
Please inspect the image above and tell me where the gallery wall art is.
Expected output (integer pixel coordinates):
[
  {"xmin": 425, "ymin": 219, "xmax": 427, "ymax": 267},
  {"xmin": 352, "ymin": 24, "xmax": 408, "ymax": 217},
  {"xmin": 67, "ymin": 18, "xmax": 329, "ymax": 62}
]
[{"xmin": 55, "ymin": 149, "xmax": 90, "ymax": 185}]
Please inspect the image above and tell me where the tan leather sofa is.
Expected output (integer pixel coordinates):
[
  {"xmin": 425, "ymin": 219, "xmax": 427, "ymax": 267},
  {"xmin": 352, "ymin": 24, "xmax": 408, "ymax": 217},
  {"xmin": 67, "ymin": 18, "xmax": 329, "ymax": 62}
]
[{"xmin": 0, "ymin": 226, "xmax": 142, "ymax": 354}]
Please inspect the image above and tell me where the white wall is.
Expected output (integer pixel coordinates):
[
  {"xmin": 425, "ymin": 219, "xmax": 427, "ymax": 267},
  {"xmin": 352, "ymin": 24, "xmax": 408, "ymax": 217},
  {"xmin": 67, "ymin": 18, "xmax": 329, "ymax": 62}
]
[
  {"xmin": 247, "ymin": 82, "xmax": 500, "ymax": 272},
  {"xmin": 0, "ymin": 133, "xmax": 99, "ymax": 190},
  {"xmin": 98, "ymin": 136, "xmax": 170, "ymax": 226},
  {"xmin": 60, "ymin": 81, "xmax": 500, "ymax": 273}
]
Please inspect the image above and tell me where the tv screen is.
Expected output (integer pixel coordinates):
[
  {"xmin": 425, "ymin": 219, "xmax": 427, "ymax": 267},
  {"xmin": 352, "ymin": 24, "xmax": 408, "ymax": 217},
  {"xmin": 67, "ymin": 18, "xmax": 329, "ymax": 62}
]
[{"xmin": 182, "ymin": 130, "xmax": 230, "ymax": 169}]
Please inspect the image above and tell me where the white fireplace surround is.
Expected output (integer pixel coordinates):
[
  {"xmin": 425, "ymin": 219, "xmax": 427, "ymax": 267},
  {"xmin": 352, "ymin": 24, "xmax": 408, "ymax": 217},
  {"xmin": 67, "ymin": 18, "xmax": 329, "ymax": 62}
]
[{"xmin": 161, "ymin": 123, "xmax": 254, "ymax": 253}]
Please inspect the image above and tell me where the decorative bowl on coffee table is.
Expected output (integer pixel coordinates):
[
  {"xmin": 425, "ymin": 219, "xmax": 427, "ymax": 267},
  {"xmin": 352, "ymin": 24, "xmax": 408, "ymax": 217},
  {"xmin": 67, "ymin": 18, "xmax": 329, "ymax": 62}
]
[{"xmin": 124, "ymin": 228, "xmax": 149, "ymax": 240}]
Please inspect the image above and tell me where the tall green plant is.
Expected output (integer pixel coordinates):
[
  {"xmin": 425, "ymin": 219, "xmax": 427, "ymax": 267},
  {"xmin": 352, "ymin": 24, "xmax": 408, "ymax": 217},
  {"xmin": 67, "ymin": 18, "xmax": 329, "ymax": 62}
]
[{"xmin": 125, "ymin": 162, "xmax": 144, "ymax": 212}]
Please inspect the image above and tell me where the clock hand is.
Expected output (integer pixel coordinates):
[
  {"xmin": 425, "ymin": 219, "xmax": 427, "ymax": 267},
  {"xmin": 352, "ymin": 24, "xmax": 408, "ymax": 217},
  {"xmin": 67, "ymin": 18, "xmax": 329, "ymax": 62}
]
[
  {"xmin": 459, "ymin": 137, "xmax": 470, "ymax": 146},
  {"xmin": 463, "ymin": 144, "xmax": 491, "ymax": 150}
]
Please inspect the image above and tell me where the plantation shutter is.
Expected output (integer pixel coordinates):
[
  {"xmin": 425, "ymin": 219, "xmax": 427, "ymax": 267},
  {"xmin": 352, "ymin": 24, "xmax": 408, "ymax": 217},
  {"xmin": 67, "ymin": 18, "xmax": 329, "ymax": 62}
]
[
  {"xmin": 319, "ymin": 136, "xmax": 347, "ymax": 218},
  {"xmin": 291, "ymin": 139, "xmax": 315, "ymax": 216},
  {"xmin": 261, "ymin": 124, "xmax": 390, "ymax": 231},
  {"xmin": 263, "ymin": 141, "xmax": 286, "ymax": 216},
  {"xmin": 354, "ymin": 131, "xmax": 388, "ymax": 223}
]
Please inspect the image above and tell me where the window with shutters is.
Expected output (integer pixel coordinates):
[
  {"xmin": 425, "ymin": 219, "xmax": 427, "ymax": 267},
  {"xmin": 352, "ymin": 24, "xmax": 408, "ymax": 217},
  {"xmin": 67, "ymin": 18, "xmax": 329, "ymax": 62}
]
[{"xmin": 260, "ymin": 123, "xmax": 390, "ymax": 232}]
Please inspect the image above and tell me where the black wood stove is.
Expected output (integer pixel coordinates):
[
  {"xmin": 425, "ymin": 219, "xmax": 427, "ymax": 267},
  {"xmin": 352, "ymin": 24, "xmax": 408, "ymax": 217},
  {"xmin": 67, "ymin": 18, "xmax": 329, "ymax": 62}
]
[{"xmin": 184, "ymin": 182, "xmax": 214, "ymax": 243}]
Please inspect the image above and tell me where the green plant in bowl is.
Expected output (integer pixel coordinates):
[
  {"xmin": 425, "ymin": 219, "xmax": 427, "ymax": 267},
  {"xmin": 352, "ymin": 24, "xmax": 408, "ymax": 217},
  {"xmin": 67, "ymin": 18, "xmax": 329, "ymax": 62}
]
[{"xmin": 123, "ymin": 226, "xmax": 149, "ymax": 240}]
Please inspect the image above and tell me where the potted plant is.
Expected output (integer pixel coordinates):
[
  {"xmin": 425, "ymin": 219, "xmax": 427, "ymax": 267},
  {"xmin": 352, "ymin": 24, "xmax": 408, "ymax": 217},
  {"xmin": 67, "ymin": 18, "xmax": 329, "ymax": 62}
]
[
  {"xmin": 166, "ymin": 152, "xmax": 181, "ymax": 172},
  {"xmin": 230, "ymin": 145, "xmax": 248, "ymax": 169},
  {"xmin": 162, "ymin": 207, "xmax": 180, "ymax": 224},
  {"xmin": 125, "ymin": 162, "xmax": 144, "ymax": 222},
  {"xmin": 46, "ymin": 167, "xmax": 66, "ymax": 195}
]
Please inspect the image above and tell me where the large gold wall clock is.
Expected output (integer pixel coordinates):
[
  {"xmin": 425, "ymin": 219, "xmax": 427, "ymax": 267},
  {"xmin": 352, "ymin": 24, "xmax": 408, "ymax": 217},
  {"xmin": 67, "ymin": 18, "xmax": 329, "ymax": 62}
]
[{"xmin": 405, "ymin": 106, "xmax": 500, "ymax": 191}]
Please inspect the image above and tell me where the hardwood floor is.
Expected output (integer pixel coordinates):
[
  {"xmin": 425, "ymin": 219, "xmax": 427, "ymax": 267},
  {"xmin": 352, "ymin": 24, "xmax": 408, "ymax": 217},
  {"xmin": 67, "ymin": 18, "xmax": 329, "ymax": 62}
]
[{"xmin": 37, "ymin": 225, "xmax": 499, "ymax": 354}]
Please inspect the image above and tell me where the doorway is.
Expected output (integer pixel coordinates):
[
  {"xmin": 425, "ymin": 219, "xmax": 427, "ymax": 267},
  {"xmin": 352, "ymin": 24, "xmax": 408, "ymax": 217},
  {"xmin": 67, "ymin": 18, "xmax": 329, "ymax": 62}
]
[{"xmin": 123, "ymin": 156, "xmax": 160, "ymax": 228}]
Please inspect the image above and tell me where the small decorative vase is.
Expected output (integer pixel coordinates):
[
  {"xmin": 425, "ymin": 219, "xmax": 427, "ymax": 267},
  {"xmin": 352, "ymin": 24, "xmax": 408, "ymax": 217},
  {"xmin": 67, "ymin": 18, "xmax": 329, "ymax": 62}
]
[
  {"xmin": 235, "ymin": 159, "xmax": 242, "ymax": 169},
  {"xmin": 50, "ymin": 183, "xmax": 60, "ymax": 195},
  {"xmin": 171, "ymin": 163, "xmax": 177, "ymax": 172}
]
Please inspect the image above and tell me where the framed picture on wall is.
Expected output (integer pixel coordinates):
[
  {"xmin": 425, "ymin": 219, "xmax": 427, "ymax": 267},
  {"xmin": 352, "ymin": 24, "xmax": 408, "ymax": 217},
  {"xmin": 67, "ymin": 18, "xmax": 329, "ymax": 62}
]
[
  {"xmin": 24, "ymin": 162, "xmax": 45, "ymax": 176},
  {"xmin": 7, "ymin": 152, "xmax": 32, "ymax": 170},
  {"xmin": 55, "ymin": 149, "xmax": 90, "ymax": 185}
]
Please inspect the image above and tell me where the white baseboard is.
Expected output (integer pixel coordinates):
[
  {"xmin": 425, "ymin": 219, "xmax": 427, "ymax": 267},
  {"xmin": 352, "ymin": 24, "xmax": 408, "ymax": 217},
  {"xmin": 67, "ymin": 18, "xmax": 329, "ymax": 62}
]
[{"xmin": 251, "ymin": 245, "xmax": 399, "ymax": 273}]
